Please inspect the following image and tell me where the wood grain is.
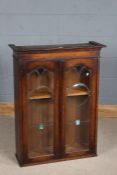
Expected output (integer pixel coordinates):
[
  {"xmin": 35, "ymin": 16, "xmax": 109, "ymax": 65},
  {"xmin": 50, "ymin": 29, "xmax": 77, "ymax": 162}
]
[
  {"xmin": 0, "ymin": 103, "xmax": 14, "ymax": 116},
  {"xmin": 98, "ymin": 105, "xmax": 117, "ymax": 117},
  {"xmin": 8, "ymin": 42, "xmax": 106, "ymax": 166},
  {"xmin": 0, "ymin": 103, "xmax": 117, "ymax": 117}
]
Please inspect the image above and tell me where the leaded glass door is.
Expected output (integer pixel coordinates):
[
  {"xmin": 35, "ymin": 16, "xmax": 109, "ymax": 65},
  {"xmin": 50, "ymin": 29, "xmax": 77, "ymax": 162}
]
[
  {"xmin": 61, "ymin": 58, "xmax": 98, "ymax": 157},
  {"xmin": 22, "ymin": 61, "xmax": 60, "ymax": 161}
]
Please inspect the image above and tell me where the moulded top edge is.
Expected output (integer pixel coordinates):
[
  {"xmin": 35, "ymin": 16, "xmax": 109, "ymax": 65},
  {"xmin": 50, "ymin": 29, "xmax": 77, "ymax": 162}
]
[{"xmin": 8, "ymin": 41, "xmax": 106, "ymax": 52}]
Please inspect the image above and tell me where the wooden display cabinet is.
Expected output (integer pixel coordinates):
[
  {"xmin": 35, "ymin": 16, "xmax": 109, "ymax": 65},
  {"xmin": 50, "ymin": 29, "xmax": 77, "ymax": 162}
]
[{"xmin": 9, "ymin": 41, "xmax": 106, "ymax": 166}]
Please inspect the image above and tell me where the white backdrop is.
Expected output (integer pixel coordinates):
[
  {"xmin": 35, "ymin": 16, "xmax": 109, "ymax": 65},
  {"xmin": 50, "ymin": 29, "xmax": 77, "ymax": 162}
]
[{"xmin": 0, "ymin": 0, "xmax": 117, "ymax": 104}]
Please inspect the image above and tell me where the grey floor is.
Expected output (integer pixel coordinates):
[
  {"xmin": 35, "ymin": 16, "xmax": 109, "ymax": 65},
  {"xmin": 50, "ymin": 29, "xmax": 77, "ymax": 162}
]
[{"xmin": 0, "ymin": 117, "xmax": 117, "ymax": 175}]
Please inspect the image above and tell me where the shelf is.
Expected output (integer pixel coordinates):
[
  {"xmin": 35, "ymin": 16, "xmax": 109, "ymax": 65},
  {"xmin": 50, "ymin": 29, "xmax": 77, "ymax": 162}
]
[
  {"xmin": 29, "ymin": 95, "xmax": 51, "ymax": 100},
  {"xmin": 29, "ymin": 91, "xmax": 51, "ymax": 100},
  {"xmin": 29, "ymin": 89, "xmax": 88, "ymax": 100},
  {"xmin": 67, "ymin": 89, "xmax": 88, "ymax": 97}
]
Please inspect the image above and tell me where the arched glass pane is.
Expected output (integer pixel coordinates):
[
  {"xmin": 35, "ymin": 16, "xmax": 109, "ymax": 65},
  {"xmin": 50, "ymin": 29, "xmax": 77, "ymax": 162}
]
[
  {"xmin": 65, "ymin": 65, "xmax": 91, "ymax": 153},
  {"xmin": 27, "ymin": 68, "xmax": 54, "ymax": 158}
]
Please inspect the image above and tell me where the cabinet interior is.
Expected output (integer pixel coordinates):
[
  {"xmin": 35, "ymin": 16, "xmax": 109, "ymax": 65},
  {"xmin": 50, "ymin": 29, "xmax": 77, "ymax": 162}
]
[
  {"xmin": 27, "ymin": 68, "xmax": 54, "ymax": 157},
  {"xmin": 27, "ymin": 65, "xmax": 91, "ymax": 157}
]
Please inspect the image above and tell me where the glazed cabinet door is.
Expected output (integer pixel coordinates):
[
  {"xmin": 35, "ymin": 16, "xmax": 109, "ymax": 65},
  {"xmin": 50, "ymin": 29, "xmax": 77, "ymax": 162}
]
[
  {"xmin": 61, "ymin": 58, "xmax": 98, "ymax": 158},
  {"xmin": 20, "ymin": 60, "xmax": 60, "ymax": 164}
]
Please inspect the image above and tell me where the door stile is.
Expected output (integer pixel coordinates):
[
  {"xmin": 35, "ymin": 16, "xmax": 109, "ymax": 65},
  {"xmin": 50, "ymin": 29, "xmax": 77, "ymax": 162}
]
[
  {"xmin": 88, "ymin": 60, "xmax": 99, "ymax": 153},
  {"xmin": 53, "ymin": 60, "xmax": 61, "ymax": 158},
  {"xmin": 19, "ymin": 70, "xmax": 29, "ymax": 163},
  {"xmin": 58, "ymin": 60, "xmax": 66, "ymax": 157}
]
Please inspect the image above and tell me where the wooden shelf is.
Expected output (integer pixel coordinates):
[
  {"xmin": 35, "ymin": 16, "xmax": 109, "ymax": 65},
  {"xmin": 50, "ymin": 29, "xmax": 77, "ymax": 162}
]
[
  {"xmin": 29, "ymin": 89, "xmax": 88, "ymax": 100},
  {"xmin": 29, "ymin": 91, "xmax": 51, "ymax": 100},
  {"xmin": 29, "ymin": 95, "xmax": 51, "ymax": 100},
  {"xmin": 67, "ymin": 89, "xmax": 88, "ymax": 97}
]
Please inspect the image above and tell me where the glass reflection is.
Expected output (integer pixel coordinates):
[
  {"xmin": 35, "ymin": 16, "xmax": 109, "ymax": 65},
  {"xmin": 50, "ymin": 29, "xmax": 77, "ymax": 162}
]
[
  {"xmin": 27, "ymin": 68, "xmax": 54, "ymax": 157},
  {"xmin": 65, "ymin": 65, "xmax": 91, "ymax": 153}
]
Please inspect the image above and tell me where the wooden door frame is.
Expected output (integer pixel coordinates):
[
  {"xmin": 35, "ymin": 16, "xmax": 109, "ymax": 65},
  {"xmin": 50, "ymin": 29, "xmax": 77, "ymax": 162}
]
[
  {"xmin": 60, "ymin": 58, "xmax": 99, "ymax": 158},
  {"xmin": 16, "ymin": 59, "xmax": 60, "ymax": 164}
]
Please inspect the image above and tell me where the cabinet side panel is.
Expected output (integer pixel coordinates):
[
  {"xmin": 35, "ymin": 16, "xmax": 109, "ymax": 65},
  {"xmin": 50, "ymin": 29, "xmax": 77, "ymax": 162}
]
[
  {"xmin": 88, "ymin": 58, "xmax": 99, "ymax": 154},
  {"xmin": 94, "ymin": 58, "xmax": 100, "ymax": 153},
  {"xmin": 13, "ymin": 57, "xmax": 23, "ymax": 162}
]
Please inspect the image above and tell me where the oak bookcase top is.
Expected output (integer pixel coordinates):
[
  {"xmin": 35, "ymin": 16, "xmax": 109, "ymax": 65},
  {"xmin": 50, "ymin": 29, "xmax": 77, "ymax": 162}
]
[{"xmin": 9, "ymin": 41, "xmax": 106, "ymax": 52}]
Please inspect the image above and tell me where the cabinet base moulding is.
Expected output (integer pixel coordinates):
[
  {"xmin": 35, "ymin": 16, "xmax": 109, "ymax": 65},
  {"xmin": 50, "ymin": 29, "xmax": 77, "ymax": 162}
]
[{"xmin": 16, "ymin": 152, "xmax": 97, "ymax": 167}]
